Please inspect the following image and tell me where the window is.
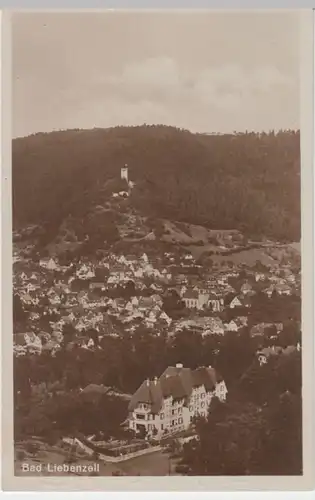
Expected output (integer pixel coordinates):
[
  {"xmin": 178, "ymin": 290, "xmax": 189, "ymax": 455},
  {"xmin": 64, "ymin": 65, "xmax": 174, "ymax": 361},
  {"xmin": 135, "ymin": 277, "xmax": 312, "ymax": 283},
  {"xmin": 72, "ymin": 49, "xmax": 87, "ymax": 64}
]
[
  {"xmin": 190, "ymin": 416, "xmax": 193, "ymax": 422},
  {"xmin": 189, "ymin": 406, "xmax": 193, "ymax": 412},
  {"xmin": 171, "ymin": 409, "xmax": 176, "ymax": 415},
  {"xmin": 201, "ymin": 402, "xmax": 205, "ymax": 408},
  {"xmin": 201, "ymin": 393, "xmax": 205, "ymax": 399},
  {"xmin": 136, "ymin": 414, "xmax": 145, "ymax": 420},
  {"xmin": 171, "ymin": 420, "xmax": 175, "ymax": 426},
  {"xmin": 178, "ymin": 407, "xmax": 182, "ymax": 414},
  {"xmin": 161, "ymin": 424, "xmax": 164, "ymax": 430},
  {"xmin": 160, "ymin": 413, "xmax": 164, "ymax": 419},
  {"xmin": 178, "ymin": 417, "xmax": 183, "ymax": 424}
]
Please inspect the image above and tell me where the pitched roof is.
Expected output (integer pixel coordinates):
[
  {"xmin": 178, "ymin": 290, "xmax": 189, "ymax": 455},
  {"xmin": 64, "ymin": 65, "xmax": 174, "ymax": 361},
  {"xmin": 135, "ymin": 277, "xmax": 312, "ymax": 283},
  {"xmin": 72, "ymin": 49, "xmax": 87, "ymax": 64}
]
[
  {"xmin": 138, "ymin": 297, "xmax": 154, "ymax": 307},
  {"xmin": 125, "ymin": 255, "xmax": 138, "ymax": 261},
  {"xmin": 128, "ymin": 380, "xmax": 164, "ymax": 414},
  {"xmin": 183, "ymin": 290, "xmax": 199, "ymax": 300},
  {"xmin": 81, "ymin": 384, "xmax": 110, "ymax": 394},
  {"xmin": 257, "ymin": 346, "xmax": 283, "ymax": 357},
  {"xmin": 128, "ymin": 365, "xmax": 223, "ymax": 414}
]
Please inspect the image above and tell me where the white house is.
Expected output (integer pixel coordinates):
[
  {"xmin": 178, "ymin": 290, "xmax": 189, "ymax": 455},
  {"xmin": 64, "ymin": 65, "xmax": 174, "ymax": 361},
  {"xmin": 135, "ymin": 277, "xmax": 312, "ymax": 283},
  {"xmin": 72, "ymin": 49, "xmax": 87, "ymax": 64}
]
[
  {"xmin": 39, "ymin": 257, "xmax": 58, "ymax": 271},
  {"xmin": 228, "ymin": 296, "xmax": 243, "ymax": 309},
  {"xmin": 224, "ymin": 320, "xmax": 238, "ymax": 332},
  {"xmin": 127, "ymin": 364, "xmax": 227, "ymax": 439}
]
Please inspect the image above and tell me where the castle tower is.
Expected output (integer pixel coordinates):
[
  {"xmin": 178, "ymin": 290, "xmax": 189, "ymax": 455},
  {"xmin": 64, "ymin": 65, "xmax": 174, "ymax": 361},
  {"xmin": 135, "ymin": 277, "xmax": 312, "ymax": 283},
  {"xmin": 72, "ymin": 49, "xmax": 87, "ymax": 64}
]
[{"xmin": 121, "ymin": 164, "xmax": 129, "ymax": 183}]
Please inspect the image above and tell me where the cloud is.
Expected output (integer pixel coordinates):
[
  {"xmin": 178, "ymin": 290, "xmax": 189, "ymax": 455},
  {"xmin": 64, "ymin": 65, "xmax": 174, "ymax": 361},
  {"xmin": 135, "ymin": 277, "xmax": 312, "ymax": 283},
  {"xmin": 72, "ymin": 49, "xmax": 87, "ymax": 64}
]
[
  {"xmin": 97, "ymin": 57, "xmax": 295, "ymax": 116},
  {"xmin": 13, "ymin": 55, "xmax": 298, "ymax": 137},
  {"xmin": 120, "ymin": 57, "xmax": 181, "ymax": 88}
]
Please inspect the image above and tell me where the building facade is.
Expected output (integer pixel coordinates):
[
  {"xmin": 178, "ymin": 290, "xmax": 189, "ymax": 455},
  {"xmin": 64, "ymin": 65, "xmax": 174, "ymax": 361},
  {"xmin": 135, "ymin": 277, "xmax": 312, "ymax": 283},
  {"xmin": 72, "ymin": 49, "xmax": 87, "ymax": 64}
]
[{"xmin": 127, "ymin": 364, "xmax": 227, "ymax": 438}]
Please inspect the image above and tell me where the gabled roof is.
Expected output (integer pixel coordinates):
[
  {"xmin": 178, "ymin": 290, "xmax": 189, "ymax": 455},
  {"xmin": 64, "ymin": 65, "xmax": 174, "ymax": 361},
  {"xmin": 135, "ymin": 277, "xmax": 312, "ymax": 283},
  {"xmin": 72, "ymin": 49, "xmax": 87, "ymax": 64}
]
[
  {"xmin": 81, "ymin": 384, "xmax": 109, "ymax": 394},
  {"xmin": 138, "ymin": 297, "xmax": 154, "ymax": 307},
  {"xmin": 183, "ymin": 290, "xmax": 199, "ymax": 300},
  {"xmin": 125, "ymin": 255, "xmax": 138, "ymax": 261},
  {"xmin": 257, "ymin": 346, "xmax": 283, "ymax": 357},
  {"xmin": 128, "ymin": 365, "xmax": 223, "ymax": 414}
]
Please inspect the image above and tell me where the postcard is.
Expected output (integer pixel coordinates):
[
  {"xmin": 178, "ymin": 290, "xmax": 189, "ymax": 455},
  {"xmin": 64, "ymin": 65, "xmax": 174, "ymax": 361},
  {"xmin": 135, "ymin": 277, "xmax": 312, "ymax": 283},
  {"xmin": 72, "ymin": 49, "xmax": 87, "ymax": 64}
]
[{"xmin": 1, "ymin": 8, "xmax": 314, "ymax": 492}]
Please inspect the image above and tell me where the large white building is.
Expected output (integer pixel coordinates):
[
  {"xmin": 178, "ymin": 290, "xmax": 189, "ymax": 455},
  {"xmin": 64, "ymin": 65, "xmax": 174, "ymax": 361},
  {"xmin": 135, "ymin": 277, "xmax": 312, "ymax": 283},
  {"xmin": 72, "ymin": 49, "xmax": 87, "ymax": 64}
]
[{"xmin": 127, "ymin": 364, "xmax": 227, "ymax": 438}]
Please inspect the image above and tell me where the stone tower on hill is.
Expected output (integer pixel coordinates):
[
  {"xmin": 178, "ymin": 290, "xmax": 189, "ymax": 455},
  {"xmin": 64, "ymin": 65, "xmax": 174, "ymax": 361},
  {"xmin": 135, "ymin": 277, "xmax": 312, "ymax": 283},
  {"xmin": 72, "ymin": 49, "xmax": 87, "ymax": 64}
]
[{"xmin": 121, "ymin": 164, "xmax": 129, "ymax": 183}]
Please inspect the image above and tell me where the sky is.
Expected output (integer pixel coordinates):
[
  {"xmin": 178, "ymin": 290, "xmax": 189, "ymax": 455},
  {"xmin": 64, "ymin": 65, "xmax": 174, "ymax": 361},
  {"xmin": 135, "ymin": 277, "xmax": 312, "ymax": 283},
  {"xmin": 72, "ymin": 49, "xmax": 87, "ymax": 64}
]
[{"xmin": 12, "ymin": 11, "xmax": 300, "ymax": 138}]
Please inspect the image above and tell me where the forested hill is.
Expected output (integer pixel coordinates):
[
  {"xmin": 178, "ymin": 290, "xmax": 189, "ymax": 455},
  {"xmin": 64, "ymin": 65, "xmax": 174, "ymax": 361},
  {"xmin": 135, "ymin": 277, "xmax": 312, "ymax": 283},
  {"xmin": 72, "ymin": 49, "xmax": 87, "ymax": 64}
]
[{"xmin": 12, "ymin": 125, "xmax": 300, "ymax": 242}]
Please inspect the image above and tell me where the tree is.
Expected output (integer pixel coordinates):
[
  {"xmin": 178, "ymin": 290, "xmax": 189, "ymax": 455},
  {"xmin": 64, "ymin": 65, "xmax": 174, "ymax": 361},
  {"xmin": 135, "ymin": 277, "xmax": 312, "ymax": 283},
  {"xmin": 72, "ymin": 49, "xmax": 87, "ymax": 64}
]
[
  {"xmin": 180, "ymin": 350, "xmax": 302, "ymax": 475},
  {"xmin": 13, "ymin": 127, "xmax": 300, "ymax": 243},
  {"xmin": 62, "ymin": 323, "xmax": 76, "ymax": 346},
  {"xmin": 13, "ymin": 294, "xmax": 28, "ymax": 325}
]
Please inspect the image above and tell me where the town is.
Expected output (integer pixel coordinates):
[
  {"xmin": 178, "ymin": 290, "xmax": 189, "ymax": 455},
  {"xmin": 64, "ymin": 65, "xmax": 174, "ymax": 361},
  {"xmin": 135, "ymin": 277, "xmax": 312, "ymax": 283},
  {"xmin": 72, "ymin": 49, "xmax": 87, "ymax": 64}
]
[{"xmin": 13, "ymin": 170, "xmax": 302, "ymax": 474}]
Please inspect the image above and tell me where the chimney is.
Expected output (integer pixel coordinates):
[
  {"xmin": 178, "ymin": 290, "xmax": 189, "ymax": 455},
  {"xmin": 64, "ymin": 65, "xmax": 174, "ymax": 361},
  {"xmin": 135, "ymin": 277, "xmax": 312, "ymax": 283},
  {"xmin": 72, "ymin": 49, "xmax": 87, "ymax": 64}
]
[
  {"xmin": 154, "ymin": 376, "xmax": 158, "ymax": 385},
  {"xmin": 176, "ymin": 363, "xmax": 183, "ymax": 369}
]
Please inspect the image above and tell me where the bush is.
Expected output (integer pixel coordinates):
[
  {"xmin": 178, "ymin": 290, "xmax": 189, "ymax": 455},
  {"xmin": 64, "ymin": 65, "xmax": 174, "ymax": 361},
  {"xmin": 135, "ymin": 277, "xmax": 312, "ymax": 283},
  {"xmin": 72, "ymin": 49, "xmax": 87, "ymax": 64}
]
[
  {"xmin": 25, "ymin": 442, "xmax": 40, "ymax": 455},
  {"xmin": 16, "ymin": 450, "xmax": 26, "ymax": 461}
]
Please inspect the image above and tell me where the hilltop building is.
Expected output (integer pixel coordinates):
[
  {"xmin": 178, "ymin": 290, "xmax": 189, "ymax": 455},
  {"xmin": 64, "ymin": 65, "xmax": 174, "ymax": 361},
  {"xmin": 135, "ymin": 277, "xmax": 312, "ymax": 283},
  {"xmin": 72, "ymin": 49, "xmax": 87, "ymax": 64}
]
[
  {"xmin": 121, "ymin": 164, "xmax": 129, "ymax": 183},
  {"xmin": 127, "ymin": 363, "xmax": 227, "ymax": 438}
]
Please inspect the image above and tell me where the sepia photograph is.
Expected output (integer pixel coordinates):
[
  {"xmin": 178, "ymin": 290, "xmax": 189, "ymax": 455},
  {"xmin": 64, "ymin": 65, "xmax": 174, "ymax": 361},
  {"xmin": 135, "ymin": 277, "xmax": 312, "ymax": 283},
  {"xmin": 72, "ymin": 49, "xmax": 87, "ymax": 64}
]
[{"xmin": 2, "ymin": 8, "xmax": 314, "ymax": 491}]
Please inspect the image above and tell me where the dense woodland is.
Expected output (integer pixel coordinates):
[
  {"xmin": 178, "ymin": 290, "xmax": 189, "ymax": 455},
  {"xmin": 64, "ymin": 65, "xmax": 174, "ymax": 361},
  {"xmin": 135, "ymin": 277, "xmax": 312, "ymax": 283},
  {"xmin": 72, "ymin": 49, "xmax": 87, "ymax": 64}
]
[
  {"xmin": 13, "ymin": 125, "xmax": 300, "ymax": 242},
  {"xmin": 181, "ymin": 350, "xmax": 302, "ymax": 475}
]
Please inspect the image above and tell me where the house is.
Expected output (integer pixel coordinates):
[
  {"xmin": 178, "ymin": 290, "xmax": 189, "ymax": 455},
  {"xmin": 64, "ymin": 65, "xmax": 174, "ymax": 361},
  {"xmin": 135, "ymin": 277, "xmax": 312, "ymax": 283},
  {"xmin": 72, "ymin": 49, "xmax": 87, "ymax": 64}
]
[
  {"xmin": 150, "ymin": 294, "xmax": 163, "ymax": 307},
  {"xmin": 127, "ymin": 364, "xmax": 227, "ymax": 438},
  {"xmin": 250, "ymin": 322, "xmax": 278, "ymax": 337},
  {"xmin": 20, "ymin": 293, "xmax": 33, "ymax": 305},
  {"xmin": 257, "ymin": 345, "xmax": 287, "ymax": 365},
  {"xmin": 202, "ymin": 317, "xmax": 225, "ymax": 336},
  {"xmin": 224, "ymin": 320, "xmax": 238, "ymax": 332},
  {"xmin": 77, "ymin": 264, "xmax": 95, "ymax": 280},
  {"xmin": 131, "ymin": 296, "xmax": 140, "ymax": 307},
  {"xmin": 159, "ymin": 311, "xmax": 172, "ymax": 326},
  {"xmin": 141, "ymin": 253, "xmax": 149, "ymax": 263},
  {"xmin": 109, "ymin": 265, "xmax": 127, "ymax": 281},
  {"xmin": 255, "ymin": 272, "xmax": 266, "ymax": 282},
  {"xmin": 263, "ymin": 285, "xmax": 275, "ymax": 298},
  {"xmin": 138, "ymin": 297, "xmax": 155, "ymax": 311},
  {"xmin": 241, "ymin": 282, "xmax": 253, "ymax": 295},
  {"xmin": 89, "ymin": 282, "xmax": 105, "ymax": 291},
  {"xmin": 256, "ymin": 344, "xmax": 299, "ymax": 366},
  {"xmin": 39, "ymin": 257, "xmax": 58, "ymax": 271},
  {"xmin": 175, "ymin": 274, "xmax": 188, "ymax": 285},
  {"xmin": 275, "ymin": 283, "xmax": 292, "ymax": 296},
  {"xmin": 14, "ymin": 332, "xmax": 42, "ymax": 355},
  {"xmin": 208, "ymin": 296, "xmax": 223, "ymax": 312},
  {"xmin": 227, "ymin": 295, "xmax": 243, "ymax": 309},
  {"xmin": 125, "ymin": 255, "xmax": 138, "ymax": 265},
  {"xmin": 182, "ymin": 290, "xmax": 199, "ymax": 309}
]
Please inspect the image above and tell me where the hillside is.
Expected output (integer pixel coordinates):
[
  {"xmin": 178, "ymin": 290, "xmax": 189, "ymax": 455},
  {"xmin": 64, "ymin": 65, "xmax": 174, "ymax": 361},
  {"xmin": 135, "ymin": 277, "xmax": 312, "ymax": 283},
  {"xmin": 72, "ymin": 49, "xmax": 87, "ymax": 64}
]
[{"xmin": 12, "ymin": 125, "xmax": 301, "ymax": 245}]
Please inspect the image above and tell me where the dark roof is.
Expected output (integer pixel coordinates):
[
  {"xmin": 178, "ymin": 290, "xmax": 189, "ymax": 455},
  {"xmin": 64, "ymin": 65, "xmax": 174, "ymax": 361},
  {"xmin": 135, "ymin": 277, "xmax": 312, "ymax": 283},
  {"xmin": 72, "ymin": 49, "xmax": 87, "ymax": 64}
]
[
  {"xmin": 81, "ymin": 384, "xmax": 110, "ymax": 394},
  {"xmin": 183, "ymin": 290, "xmax": 199, "ymax": 300},
  {"xmin": 128, "ymin": 365, "xmax": 223, "ymax": 414},
  {"xmin": 125, "ymin": 255, "xmax": 138, "ymax": 261},
  {"xmin": 257, "ymin": 346, "xmax": 283, "ymax": 357},
  {"xmin": 138, "ymin": 297, "xmax": 154, "ymax": 307},
  {"xmin": 14, "ymin": 333, "xmax": 27, "ymax": 346},
  {"xmin": 128, "ymin": 380, "xmax": 164, "ymax": 414}
]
